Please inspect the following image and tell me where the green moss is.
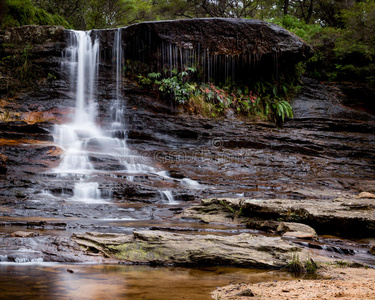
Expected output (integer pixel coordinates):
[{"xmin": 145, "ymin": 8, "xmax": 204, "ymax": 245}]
[{"xmin": 108, "ymin": 243, "xmax": 170, "ymax": 262}]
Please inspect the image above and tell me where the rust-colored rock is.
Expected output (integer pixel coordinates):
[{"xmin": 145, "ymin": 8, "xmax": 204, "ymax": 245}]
[
  {"xmin": 10, "ymin": 231, "xmax": 37, "ymax": 237},
  {"xmin": 358, "ymin": 192, "xmax": 375, "ymax": 199}
]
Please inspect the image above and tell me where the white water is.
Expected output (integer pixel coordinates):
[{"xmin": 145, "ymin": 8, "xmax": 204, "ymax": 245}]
[
  {"xmin": 52, "ymin": 29, "xmax": 177, "ymax": 203},
  {"xmin": 159, "ymin": 190, "xmax": 177, "ymax": 204},
  {"xmin": 52, "ymin": 30, "xmax": 105, "ymax": 203}
]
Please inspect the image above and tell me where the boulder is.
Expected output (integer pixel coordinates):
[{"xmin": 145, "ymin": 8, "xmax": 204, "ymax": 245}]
[
  {"xmin": 358, "ymin": 192, "xmax": 375, "ymax": 199},
  {"xmin": 73, "ymin": 230, "xmax": 330, "ymax": 268},
  {"xmin": 10, "ymin": 231, "xmax": 38, "ymax": 237},
  {"xmin": 180, "ymin": 198, "xmax": 375, "ymax": 238},
  {"xmin": 95, "ymin": 18, "xmax": 313, "ymax": 84},
  {"xmin": 121, "ymin": 18, "xmax": 312, "ymax": 58}
]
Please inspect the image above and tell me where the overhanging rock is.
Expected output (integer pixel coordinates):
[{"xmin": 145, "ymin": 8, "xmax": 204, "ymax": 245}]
[{"xmin": 103, "ymin": 18, "xmax": 313, "ymax": 83}]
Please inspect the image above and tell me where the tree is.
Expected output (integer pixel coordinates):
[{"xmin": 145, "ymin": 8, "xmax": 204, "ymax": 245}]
[
  {"xmin": 33, "ymin": 0, "xmax": 87, "ymax": 29},
  {"xmin": 199, "ymin": 0, "xmax": 258, "ymax": 18},
  {"xmin": 314, "ymin": 0, "xmax": 358, "ymax": 27}
]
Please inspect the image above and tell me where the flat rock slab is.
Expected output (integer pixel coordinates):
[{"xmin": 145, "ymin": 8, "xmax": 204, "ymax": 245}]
[
  {"xmin": 180, "ymin": 198, "xmax": 375, "ymax": 238},
  {"xmin": 73, "ymin": 230, "xmax": 333, "ymax": 269},
  {"xmin": 0, "ymin": 235, "xmax": 105, "ymax": 263}
]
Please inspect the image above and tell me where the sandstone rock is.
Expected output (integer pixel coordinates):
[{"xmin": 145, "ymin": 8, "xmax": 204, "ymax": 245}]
[
  {"xmin": 282, "ymin": 231, "xmax": 317, "ymax": 240},
  {"xmin": 181, "ymin": 198, "xmax": 375, "ymax": 238},
  {"xmin": 236, "ymin": 288, "xmax": 255, "ymax": 297},
  {"xmin": 121, "ymin": 18, "xmax": 312, "ymax": 58},
  {"xmin": 0, "ymin": 235, "xmax": 105, "ymax": 263},
  {"xmin": 277, "ymin": 222, "xmax": 317, "ymax": 237},
  {"xmin": 73, "ymin": 230, "xmax": 327, "ymax": 268},
  {"xmin": 358, "ymin": 192, "xmax": 375, "ymax": 199},
  {"xmin": 0, "ymin": 152, "xmax": 7, "ymax": 174},
  {"xmin": 370, "ymin": 245, "xmax": 375, "ymax": 255},
  {"xmin": 95, "ymin": 18, "xmax": 313, "ymax": 85},
  {"xmin": 10, "ymin": 231, "xmax": 37, "ymax": 237}
]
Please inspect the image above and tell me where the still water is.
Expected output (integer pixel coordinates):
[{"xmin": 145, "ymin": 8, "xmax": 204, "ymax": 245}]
[{"xmin": 0, "ymin": 263, "xmax": 293, "ymax": 299}]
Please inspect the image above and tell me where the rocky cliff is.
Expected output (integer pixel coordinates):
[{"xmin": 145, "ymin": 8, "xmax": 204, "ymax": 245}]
[{"xmin": 0, "ymin": 21, "xmax": 374, "ymax": 266}]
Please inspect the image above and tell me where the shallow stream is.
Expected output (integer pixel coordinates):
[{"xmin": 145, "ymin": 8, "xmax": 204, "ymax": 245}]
[{"xmin": 0, "ymin": 263, "xmax": 294, "ymax": 299}]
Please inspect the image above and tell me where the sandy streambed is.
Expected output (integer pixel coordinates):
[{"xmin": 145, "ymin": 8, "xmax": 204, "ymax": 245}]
[{"xmin": 212, "ymin": 266, "xmax": 375, "ymax": 299}]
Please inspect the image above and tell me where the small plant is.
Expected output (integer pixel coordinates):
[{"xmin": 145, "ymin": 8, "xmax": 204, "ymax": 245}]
[
  {"xmin": 47, "ymin": 73, "xmax": 57, "ymax": 81},
  {"xmin": 213, "ymin": 293, "xmax": 222, "ymax": 300},
  {"xmin": 134, "ymin": 65, "xmax": 295, "ymax": 123},
  {"xmin": 305, "ymin": 256, "xmax": 318, "ymax": 274},
  {"xmin": 333, "ymin": 260, "xmax": 351, "ymax": 267},
  {"xmin": 285, "ymin": 252, "xmax": 305, "ymax": 273},
  {"xmin": 285, "ymin": 252, "xmax": 318, "ymax": 274},
  {"xmin": 219, "ymin": 200, "xmax": 243, "ymax": 218}
]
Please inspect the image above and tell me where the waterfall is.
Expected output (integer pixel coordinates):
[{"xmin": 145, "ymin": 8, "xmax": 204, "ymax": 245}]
[
  {"xmin": 51, "ymin": 29, "xmax": 177, "ymax": 203},
  {"xmin": 52, "ymin": 30, "xmax": 106, "ymax": 203}
]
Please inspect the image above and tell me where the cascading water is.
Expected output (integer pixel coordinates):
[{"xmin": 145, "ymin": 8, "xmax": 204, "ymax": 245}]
[
  {"xmin": 110, "ymin": 28, "xmax": 177, "ymax": 203},
  {"xmin": 53, "ymin": 30, "xmax": 105, "ymax": 203},
  {"xmin": 52, "ymin": 29, "xmax": 179, "ymax": 204}
]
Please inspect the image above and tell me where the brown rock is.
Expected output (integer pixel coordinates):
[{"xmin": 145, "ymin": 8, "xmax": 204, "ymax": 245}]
[
  {"xmin": 0, "ymin": 152, "xmax": 7, "ymax": 174},
  {"xmin": 236, "ymin": 288, "xmax": 255, "ymax": 297},
  {"xmin": 73, "ymin": 230, "xmax": 333, "ymax": 268},
  {"xmin": 358, "ymin": 192, "xmax": 375, "ymax": 199},
  {"xmin": 282, "ymin": 231, "xmax": 317, "ymax": 240},
  {"xmin": 10, "ymin": 231, "xmax": 37, "ymax": 237}
]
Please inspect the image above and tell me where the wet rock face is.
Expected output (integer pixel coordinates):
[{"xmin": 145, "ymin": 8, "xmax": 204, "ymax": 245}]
[
  {"xmin": 0, "ymin": 235, "xmax": 105, "ymax": 263},
  {"xmin": 121, "ymin": 18, "xmax": 312, "ymax": 57},
  {"xmin": 0, "ymin": 25, "xmax": 66, "ymax": 55},
  {"xmin": 96, "ymin": 18, "xmax": 312, "ymax": 84}
]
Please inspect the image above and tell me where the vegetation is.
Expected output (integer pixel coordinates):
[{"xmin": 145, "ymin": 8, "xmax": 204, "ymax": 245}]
[
  {"xmin": 0, "ymin": 0, "xmax": 71, "ymax": 29},
  {"xmin": 285, "ymin": 252, "xmax": 318, "ymax": 274},
  {"xmin": 136, "ymin": 67, "xmax": 295, "ymax": 122},
  {"xmin": 1, "ymin": 0, "xmax": 374, "ymax": 120}
]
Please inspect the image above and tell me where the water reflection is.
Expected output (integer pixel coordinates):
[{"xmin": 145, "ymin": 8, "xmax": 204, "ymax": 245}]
[{"xmin": 0, "ymin": 264, "xmax": 293, "ymax": 299}]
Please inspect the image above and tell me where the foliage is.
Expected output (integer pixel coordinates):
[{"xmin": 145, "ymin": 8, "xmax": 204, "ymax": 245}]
[
  {"xmin": 334, "ymin": 0, "xmax": 375, "ymax": 84},
  {"xmin": 285, "ymin": 252, "xmax": 318, "ymax": 274},
  {"xmin": 271, "ymin": 9, "xmax": 375, "ymax": 85},
  {"xmin": 136, "ymin": 66, "xmax": 295, "ymax": 123},
  {"xmin": 271, "ymin": 15, "xmax": 322, "ymax": 44},
  {"xmin": 1, "ymin": 0, "xmax": 373, "ymax": 94},
  {"xmin": 0, "ymin": 0, "xmax": 71, "ymax": 29},
  {"xmin": 85, "ymin": 0, "xmax": 136, "ymax": 29},
  {"xmin": 138, "ymin": 67, "xmax": 197, "ymax": 104}
]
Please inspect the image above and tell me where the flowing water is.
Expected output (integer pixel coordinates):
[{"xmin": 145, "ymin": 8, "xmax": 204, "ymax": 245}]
[{"xmin": 51, "ymin": 29, "xmax": 179, "ymax": 204}]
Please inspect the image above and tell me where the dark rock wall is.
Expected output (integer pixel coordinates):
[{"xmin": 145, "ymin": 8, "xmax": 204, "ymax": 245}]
[
  {"xmin": 95, "ymin": 18, "xmax": 312, "ymax": 84},
  {"xmin": 0, "ymin": 21, "xmax": 374, "ymax": 203}
]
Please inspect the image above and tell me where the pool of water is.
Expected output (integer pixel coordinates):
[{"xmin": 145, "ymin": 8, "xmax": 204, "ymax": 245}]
[{"xmin": 0, "ymin": 263, "xmax": 294, "ymax": 299}]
